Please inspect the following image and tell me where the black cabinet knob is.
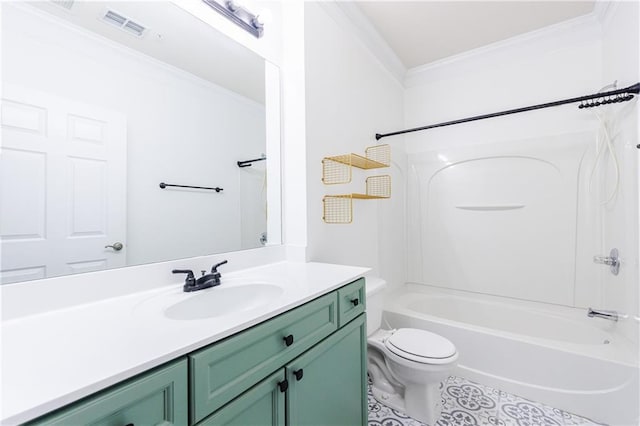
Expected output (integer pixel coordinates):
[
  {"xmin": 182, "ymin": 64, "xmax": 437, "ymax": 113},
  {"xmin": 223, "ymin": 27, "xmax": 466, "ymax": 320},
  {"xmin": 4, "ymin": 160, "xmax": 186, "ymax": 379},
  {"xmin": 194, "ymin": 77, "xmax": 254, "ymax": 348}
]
[
  {"xmin": 283, "ymin": 334, "xmax": 294, "ymax": 346},
  {"xmin": 278, "ymin": 379, "xmax": 288, "ymax": 392},
  {"xmin": 293, "ymin": 369, "xmax": 304, "ymax": 381},
  {"xmin": 124, "ymin": 423, "xmax": 134, "ymax": 426},
  {"xmin": 351, "ymin": 298, "xmax": 359, "ymax": 306}
]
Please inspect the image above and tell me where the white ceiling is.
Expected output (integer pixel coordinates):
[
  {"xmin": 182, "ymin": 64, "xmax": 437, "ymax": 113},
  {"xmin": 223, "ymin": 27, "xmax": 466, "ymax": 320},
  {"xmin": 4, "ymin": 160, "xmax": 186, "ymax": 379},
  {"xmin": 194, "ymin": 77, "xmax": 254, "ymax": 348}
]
[{"xmin": 355, "ymin": 1, "xmax": 596, "ymax": 69}]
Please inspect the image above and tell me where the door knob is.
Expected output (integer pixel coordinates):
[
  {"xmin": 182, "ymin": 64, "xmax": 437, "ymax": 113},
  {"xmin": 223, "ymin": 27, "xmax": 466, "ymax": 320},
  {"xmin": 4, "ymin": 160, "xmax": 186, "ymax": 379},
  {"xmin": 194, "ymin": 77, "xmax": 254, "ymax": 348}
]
[{"xmin": 105, "ymin": 242, "xmax": 124, "ymax": 251}]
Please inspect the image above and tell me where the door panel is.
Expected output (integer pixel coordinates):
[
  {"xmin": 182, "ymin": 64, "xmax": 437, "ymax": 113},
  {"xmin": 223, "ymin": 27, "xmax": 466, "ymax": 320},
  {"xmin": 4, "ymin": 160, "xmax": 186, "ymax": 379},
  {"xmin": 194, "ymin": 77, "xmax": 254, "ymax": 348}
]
[{"xmin": 0, "ymin": 85, "xmax": 127, "ymax": 283}]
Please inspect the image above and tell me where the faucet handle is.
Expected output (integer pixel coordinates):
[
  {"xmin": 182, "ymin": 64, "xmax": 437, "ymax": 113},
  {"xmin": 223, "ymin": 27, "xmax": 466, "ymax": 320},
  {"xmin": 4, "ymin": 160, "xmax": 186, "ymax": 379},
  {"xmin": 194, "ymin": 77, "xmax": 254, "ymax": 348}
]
[
  {"xmin": 211, "ymin": 260, "xmax": 228, "ymax": 273},
  {"xmin": 172, "ymin": 269, "xmax": 196, "ymax": 287},
  {"xmin": 173, "ymin": 269, "xmax": 194, "ymax": 277}
]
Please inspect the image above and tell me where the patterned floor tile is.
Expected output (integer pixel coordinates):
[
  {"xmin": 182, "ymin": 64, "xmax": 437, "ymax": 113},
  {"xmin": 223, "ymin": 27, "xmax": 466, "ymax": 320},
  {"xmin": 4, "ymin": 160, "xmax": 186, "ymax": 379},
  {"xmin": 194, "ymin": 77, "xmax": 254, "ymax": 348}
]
[{"xmin": 368, "ymin": 376, "xmax": 603, "ymax": 426}]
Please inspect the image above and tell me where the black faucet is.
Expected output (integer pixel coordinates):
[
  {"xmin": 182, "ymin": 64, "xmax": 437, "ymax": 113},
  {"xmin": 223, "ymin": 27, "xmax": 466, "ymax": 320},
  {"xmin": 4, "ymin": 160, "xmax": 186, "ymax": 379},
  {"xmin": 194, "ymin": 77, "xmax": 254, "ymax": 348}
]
[{"xmin": 172, "ymin": 260, "xmax": 228, "ymax": 293}]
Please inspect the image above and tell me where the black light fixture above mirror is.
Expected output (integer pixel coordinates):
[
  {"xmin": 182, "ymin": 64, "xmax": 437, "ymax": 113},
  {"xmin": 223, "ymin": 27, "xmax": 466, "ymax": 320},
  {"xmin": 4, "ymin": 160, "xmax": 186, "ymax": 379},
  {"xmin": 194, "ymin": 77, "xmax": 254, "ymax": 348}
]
[{"xmin": 203, "ymin": 0, "xmax": 264, "ymax": 38}]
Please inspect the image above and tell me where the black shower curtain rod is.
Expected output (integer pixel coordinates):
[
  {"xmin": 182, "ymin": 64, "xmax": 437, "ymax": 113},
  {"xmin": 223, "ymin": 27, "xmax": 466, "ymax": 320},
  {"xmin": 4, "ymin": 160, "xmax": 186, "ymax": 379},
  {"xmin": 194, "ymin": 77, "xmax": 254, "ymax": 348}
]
[{"xmin": 375, "ymin": 82, "xmax": 640, "ymax": 141}]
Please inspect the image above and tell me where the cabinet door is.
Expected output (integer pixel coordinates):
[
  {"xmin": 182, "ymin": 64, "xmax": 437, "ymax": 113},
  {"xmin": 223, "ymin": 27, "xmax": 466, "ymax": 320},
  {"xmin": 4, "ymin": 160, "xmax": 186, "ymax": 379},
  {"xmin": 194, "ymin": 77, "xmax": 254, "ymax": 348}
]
[
  {"xmin": 190, "ymin": 292, "xmax": 337, "ymax": 423},
  {"xmin": 286, "ymin": 314, "xmax": 367, "ymax": 426},
  {"xmin": 198, "ymin": 370, "xmax": 285, "ymax": 426},
  {"xmin": 27, "ymin": 359, "xmax": 188, "ymax": 426}
]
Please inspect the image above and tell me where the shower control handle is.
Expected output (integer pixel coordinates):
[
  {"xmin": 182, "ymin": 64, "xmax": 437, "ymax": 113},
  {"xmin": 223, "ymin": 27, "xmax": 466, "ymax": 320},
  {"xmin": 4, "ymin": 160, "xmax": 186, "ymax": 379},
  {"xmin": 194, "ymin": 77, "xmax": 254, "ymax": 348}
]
[
  {"xmin": 593, "ymin": 248, "xmax": 620, "ymax": 275},
  {"xmin": 593, "ymin": 255, "xmax": 617, "ymax": 266}
]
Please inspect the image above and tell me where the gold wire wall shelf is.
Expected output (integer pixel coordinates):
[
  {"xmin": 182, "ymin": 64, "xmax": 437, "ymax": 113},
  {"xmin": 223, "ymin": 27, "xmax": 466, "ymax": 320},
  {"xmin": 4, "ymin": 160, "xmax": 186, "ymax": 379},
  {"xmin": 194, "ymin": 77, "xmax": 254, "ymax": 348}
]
[
  {"xmin": 365, "ymin": 144, "xmax": 391, "ymax": 167},
  {"xmin": 322, "ymin": 144, "xmax": 390, "ymax": 185},
  {"xmin": 323, "ymin": 175, "xmax": 391, "ymax": 224},
  {"xmin": 366, "ymin": 174, "xmax": 391, "ymax": 198}
]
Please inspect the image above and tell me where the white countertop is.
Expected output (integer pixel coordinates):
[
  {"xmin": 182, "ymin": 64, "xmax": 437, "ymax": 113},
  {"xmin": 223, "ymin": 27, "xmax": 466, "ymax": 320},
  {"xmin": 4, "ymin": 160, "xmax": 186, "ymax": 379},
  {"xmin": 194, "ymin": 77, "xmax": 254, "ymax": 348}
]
[{"xmin": 1, "ymin": 261, "xmax": 369, "ymax": 425}]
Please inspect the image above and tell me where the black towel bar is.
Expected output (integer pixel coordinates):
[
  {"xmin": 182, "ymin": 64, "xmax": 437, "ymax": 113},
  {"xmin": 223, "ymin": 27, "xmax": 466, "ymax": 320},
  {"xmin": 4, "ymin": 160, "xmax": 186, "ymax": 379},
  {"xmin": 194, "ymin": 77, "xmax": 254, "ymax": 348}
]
[
  {"xmin": 159, "ymin": 182, "xmax": 223, "ymax": 192},
  {"xmin": 237, "ymin": 156, "xmax": 266, "ymax": 168}
]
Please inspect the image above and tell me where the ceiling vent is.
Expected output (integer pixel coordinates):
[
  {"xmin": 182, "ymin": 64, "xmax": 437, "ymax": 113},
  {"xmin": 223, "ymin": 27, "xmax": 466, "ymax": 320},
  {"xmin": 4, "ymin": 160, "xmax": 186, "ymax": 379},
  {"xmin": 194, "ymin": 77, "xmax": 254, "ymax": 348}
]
[
  {"xmin": 50, "ymin": 0, "xmax": 74, "ymax": 10},
  {"xmin": 102, "ymin": 10, "xmax": 147, "ymax": 37}
]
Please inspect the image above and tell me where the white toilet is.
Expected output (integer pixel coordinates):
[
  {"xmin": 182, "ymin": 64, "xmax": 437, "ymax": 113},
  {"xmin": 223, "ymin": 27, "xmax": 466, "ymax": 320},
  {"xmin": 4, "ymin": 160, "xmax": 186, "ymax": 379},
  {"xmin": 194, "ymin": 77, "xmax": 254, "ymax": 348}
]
[{"xmin": 366, "ymin": 278, "xmax": 458, "ymax": 425}]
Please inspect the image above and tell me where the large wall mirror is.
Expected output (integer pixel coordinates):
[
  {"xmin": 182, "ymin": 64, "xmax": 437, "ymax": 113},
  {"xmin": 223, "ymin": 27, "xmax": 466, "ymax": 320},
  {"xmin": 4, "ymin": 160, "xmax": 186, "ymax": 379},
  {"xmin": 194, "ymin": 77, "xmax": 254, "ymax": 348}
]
[{"xmin": 0, "ymin": 1, "xmax": 281, "ymax": 284}]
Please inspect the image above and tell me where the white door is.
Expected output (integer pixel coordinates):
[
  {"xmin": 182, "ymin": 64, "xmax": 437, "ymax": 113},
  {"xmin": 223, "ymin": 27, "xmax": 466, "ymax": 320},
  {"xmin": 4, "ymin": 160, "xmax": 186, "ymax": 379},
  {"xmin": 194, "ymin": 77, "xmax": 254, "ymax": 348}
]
[{"xmin": 1, "ymin": 85, "xmax": 127, "ymax": 284}]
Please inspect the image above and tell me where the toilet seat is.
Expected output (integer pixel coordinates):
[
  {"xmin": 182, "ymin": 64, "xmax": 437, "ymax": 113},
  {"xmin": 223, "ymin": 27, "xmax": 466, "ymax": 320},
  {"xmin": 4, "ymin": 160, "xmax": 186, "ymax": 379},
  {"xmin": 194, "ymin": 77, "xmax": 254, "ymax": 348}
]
[{"xmin": 384, "ymin": 328, "xmax": 456, "ymax": 364}]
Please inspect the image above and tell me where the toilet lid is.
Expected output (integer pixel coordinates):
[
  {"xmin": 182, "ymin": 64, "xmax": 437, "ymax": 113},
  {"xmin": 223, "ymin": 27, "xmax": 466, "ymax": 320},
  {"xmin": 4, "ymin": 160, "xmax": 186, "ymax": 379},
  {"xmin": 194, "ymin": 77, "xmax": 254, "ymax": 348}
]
[{"xmin": 385, "ymin": 328, "xmax": 456, "ymax": 361}]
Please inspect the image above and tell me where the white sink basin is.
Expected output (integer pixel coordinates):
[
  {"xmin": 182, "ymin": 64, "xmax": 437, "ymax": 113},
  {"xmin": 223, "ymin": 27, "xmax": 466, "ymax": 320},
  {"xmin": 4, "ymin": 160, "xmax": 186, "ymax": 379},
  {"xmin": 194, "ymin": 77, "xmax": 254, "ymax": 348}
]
[
  {"xmin": 165, "ymin": 284, "xmax": 283, "ymax": 320},
  {"xmin": 135, "ymin": 282, "xmax": 284, "ymax": 321}
]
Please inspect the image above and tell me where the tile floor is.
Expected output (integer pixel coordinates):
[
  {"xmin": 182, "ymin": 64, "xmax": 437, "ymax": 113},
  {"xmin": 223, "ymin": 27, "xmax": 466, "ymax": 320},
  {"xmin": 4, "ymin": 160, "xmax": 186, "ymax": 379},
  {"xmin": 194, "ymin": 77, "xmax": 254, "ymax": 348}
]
[{"xmin": 367, "ymin": 376, "xmax": 604, "ymax": 426}]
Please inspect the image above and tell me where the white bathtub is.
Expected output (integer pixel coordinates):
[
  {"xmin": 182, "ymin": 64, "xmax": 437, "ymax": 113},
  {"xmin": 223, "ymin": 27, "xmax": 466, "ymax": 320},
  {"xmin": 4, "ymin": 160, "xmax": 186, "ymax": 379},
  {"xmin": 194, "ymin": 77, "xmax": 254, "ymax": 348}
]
[{"xmin": 382, "ymin": 283, "xmax": 639, "ymax": 425}]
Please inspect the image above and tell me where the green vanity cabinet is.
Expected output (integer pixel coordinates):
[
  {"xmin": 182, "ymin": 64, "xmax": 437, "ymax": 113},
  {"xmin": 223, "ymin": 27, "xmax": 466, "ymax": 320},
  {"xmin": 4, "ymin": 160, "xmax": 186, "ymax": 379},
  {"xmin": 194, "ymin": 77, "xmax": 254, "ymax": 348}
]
[
  {"xmin": 23, "ymin": 278, "xmax": 367, "ymax": 426},
  {"xmin": 26, "ymin": 358, "xmax": 188, "ymax": 426}
]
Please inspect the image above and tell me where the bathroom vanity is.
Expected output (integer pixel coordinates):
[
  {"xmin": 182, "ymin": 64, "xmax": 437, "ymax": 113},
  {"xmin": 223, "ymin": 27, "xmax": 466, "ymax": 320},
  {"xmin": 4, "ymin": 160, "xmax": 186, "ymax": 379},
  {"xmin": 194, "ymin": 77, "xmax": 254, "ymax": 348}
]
[{"xmin": 2, "ymin": 262, "xmax": 368, "ymax": 425}]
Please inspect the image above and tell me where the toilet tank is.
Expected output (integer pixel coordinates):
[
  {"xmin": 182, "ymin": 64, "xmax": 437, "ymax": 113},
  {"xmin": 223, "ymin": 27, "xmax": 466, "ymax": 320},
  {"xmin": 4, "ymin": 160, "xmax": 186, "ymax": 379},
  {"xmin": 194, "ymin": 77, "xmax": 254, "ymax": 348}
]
[{"xmin": 365, "ymin": 277, "xmax": 388, "ymax": 336}]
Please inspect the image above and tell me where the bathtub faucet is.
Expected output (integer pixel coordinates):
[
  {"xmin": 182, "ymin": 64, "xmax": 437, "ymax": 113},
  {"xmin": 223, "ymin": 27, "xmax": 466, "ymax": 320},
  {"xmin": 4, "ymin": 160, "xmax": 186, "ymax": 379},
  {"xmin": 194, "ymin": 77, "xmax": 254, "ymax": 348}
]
[{"xmin": 587, "ymin": 307, "xmax": 619, "ymax": 322}]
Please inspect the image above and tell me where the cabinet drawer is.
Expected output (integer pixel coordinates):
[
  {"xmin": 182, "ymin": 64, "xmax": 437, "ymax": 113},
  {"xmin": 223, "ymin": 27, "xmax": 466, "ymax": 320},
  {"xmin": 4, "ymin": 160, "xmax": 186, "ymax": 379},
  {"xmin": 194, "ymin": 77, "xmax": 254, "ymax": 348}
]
[
  {"xmin": 337, "ymin": 278, "xmax": 365, "ymax": 327},
  {"xmin": 189, "ymin": 292, "xmax": 337, "ymax": 424},
  {"xmin": 27, "ymin": 358, "xmax": 188, "ymax": 426}
]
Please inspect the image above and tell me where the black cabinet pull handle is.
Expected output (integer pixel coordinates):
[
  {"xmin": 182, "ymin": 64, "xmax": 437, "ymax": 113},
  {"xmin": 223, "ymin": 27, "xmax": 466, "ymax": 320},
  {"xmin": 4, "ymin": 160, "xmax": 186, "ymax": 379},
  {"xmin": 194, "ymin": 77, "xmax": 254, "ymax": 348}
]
[
  {"xmin": 351, "ymin": 298, "xmax": 359, "ymax": 306},
  {"xmin": 293, "ymin": 369, "xmax": 304, "ymax": 381},
  {"xmin": 124, "ymin": 424, "xmax": 134, "ymax": 426},
  {"xmin": 283, "ymin": 334, "xmax": 294, "ymax": 346},
  {"xmin": 278, "ymin": 379, "xmax": 288, "ymax": 392}
]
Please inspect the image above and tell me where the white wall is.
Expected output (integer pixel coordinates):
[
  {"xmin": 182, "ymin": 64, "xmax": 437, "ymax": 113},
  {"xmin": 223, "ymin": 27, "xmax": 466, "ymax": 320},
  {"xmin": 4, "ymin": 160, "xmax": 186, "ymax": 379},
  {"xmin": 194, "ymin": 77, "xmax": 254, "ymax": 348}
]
[
  {"xmin": 403, "ymin": 5, "xmax": 639, "ymax": 347},
  {"xmin": 304, "ymin": 2, "xmax": 405, "ymax": 285},
  {"xmin": 280, "ymin": 0, "xmax": 308, "ymax": 261},
  {"xmin": 403, "ymin": 14, "xmax": 604, "ymax": 307},
  {"xmin": 3, "ymin": 4, "xmax": 266, "ymax": 266},
  {"xmin": 599, "ymin": 1, "xmax": 640, "ymax": 348}
]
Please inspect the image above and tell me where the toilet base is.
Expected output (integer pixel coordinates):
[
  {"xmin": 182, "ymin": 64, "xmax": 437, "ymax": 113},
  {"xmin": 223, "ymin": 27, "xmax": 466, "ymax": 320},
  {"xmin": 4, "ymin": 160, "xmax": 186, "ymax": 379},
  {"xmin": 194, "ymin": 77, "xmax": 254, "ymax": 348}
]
[
  {"xmin": 370, "ymin": 380, "xmax": 445, "ymax": 426},
  {"xmin": 370, "ymin": 384, "xmax": 406, "ymax": 413},
  {"xmin": 405, "ymin": 381, "xmax": 444, "ymax": 425}
]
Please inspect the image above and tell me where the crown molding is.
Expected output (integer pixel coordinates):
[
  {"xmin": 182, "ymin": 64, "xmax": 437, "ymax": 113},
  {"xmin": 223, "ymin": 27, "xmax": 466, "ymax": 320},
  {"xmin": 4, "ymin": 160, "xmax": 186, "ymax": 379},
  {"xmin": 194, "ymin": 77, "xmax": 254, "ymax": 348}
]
[
  {"xmin": 404, "ymin": 12, "xmax": 602, "ymax": 88},
  {"xmin": 592, "ymin": 0, "xmax": 618, "ymax": 29},
  {"xmin": 316, "ymin": 1, "xmax": 406, "ymax": 85}
]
